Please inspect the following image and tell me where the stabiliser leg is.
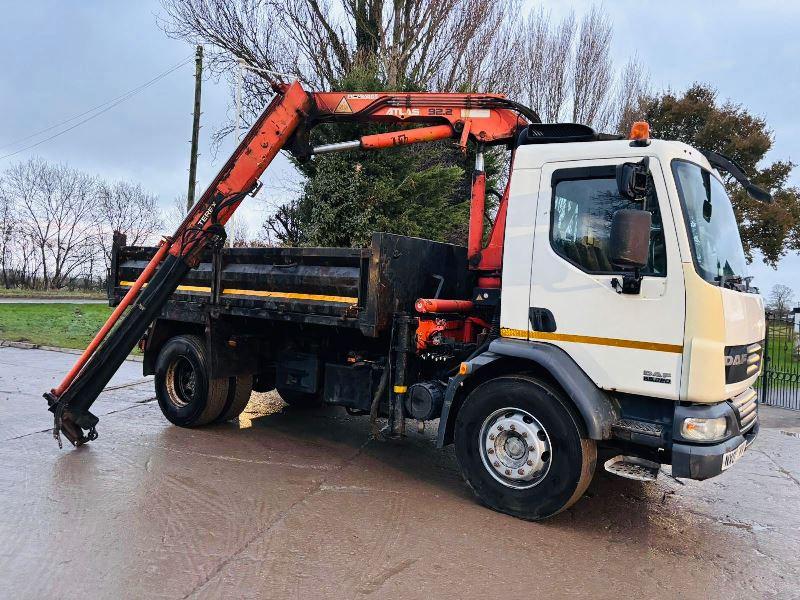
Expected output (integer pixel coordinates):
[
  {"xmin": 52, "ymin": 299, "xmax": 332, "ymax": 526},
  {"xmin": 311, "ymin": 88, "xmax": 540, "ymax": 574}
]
[
  {"xmin": 45, "ymin": 254, "xmax": 192, "ymax": 447},
  {"xmin": 43, "ymin": 80, "xmax": 314, "ymax": 448}
]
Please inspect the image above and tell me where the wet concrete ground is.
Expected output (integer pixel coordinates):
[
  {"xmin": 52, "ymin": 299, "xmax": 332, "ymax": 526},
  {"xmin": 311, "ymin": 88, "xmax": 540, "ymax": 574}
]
[{"xmin": 0, "ymin": 347, "xmax": 798, "ymax": 599}]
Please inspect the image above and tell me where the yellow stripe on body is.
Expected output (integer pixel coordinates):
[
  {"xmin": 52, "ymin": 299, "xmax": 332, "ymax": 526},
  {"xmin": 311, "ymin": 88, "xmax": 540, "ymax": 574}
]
[
  {"xmin": 118, "ymin": 281, "xmax": 357, "ymax": 305},
  {"xmin": 393, "ymin": 385, "xmax": 408, "ymax": 393},
  {"xmin": 500, "ymin": 327, "xmax": 683, "ymax": 354},
  {"xmin": 120, "ymin": 281, "xmax": 212, "ymax": 294},
  {"xmin": 222, "ymin": 288, "xmax": 357, "ymax": 304}
]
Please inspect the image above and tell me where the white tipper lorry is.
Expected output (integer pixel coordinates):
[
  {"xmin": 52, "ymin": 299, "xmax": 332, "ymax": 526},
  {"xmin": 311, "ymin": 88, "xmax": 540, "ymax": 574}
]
[{"xmin": 50, "ymin": 84, "xmax": 767, "ymax": 520}]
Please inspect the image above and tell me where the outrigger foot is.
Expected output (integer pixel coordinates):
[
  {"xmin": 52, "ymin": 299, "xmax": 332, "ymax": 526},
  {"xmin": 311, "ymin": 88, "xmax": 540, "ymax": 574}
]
[{"xmin": 45, "ymin": 392, "xmax": 99, "ymax": 449}]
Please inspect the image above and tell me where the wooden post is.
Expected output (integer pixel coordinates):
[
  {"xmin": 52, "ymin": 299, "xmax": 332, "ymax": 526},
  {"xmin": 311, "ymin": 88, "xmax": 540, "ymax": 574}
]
[{"xmin": 187, "ymin": 45, "xmax": 203, "ymax": 212}]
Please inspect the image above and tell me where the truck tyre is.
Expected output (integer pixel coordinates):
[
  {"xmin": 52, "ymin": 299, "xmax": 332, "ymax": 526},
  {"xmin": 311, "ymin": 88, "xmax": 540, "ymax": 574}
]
[
  {"xmin": 454, "ymin": 375, "xmax": 596, "ymax": 521},
  {"xmin": 214, "ymin": 374, "xmax": 254, "ymax": 423},
  {"xmin": 277, "ymin": 387, "xmax": 323, "ymax": 409},
  {"xmin": 155, "ymin": 335, "xmax": 229, "ymax": 427}
]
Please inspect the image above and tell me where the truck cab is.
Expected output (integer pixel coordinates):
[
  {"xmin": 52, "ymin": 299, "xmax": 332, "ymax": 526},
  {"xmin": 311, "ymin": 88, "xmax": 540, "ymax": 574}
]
[{"xmin": 455, "ymin": 136, "xmax": 762, "ymax": 488}]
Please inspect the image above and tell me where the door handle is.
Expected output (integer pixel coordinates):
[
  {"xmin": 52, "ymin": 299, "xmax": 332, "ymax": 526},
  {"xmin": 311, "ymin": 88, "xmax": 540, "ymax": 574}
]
[{"xmin": 529, "ymin": 307, "xmax": 557, "ymax": 332}]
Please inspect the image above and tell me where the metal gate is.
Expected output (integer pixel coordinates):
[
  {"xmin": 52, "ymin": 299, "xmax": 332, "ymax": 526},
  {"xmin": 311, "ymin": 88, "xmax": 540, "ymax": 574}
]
[{"xmin": 759, "ymin": 312, "xmax": 800, "ymax": 410}]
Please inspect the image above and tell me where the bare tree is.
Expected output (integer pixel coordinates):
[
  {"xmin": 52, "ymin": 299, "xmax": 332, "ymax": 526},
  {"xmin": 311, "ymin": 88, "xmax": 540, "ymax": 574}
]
[
  {"xmin": 570, "ymin": 7, "xmax": 613, "ymax": 129},
  {"xmin": 97, "ymin": 180, "xmax": 162, "ymax": 267},
  {"xmin": 515, "ymin": 7, "xmax": 646, "ymax": 132},
  {"xmin": 164, "ymin": 0, "xmax": 650, "ymax": 132},
  {"xmin": 769, "ymin": 284, "xmax": 795, "ymax": 316},
  {"xmin": 518, "ymin": 9, "xmax": 575, "ymax": 123},
  {"xmin": 0, "ymin": 181, "xmax": 15, "ymax": 288},
  {"xmin": 3, "ymin": 158, "xmax": 100, "ymax": 289},
  {"xmin": 13, "ymin": 231, "xmax": 38, "ymax": 288},
  {"xmin": 165, "ymin": 194, "xmax": 190, "ymax": 232},
  {"xmin": 614, "ymin": 56, "xmax": 651, "ymax": 135},
  {"xmin": 224, "ymin": 213, "xmax": 252, "ymax": 247},
  {"xmin": 163, "ymin": 0, "xmax": 521, "ymax": 120},
  {"xmin": 1, "ymin": 169, "xmax": 161, "ymax": 289},
  {"xmin": 423, "ymin": 1, "xmax": 521, "ymax": 94}
]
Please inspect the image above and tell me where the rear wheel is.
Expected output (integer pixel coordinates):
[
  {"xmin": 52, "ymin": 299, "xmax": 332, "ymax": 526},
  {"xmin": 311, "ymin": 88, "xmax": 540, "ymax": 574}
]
[
  {"xmin": 214, "ymin": 374, "xmax": 254, "ymax": 423},
  {"xmin": 277, "ymin": 387, "xmax": 323, "ymax": 409},
  {"xmin": 155, "ymin": 335, "xmax": 229, "ymax": 427},
  {"xmin": 454, "ymin": 375, "xmax": 596, "ymax": 520}
]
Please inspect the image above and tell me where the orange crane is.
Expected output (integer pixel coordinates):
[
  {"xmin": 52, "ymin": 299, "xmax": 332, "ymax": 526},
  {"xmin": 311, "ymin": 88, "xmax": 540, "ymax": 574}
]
[{"xmin": 45, "ymin": 80, "xmax": 539, "ymax": 447}]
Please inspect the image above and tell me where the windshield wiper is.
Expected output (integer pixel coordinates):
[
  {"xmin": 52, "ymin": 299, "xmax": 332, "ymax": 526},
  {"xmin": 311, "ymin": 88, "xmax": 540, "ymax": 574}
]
[{"xmin": 714, "ymin": 274, "xmax": 755, "ymax": 292}]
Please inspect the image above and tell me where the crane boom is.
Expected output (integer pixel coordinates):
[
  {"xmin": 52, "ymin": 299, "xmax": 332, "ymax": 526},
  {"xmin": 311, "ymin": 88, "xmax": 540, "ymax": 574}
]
[{"xmin": 45, "ymin": 81, "xmax": 534, "ymax": 448}]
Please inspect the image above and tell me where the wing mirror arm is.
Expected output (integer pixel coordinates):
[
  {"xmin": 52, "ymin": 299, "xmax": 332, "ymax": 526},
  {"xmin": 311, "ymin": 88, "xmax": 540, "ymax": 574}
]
[
  {"xmin": 616, "ymin": 157, "xmax": 650, "ymax": 201},
  {"xmin": 611, "ymin": 268, "xmax": 643, "ymax": 295},
  {"xmin": 700, "ymin": 149, "xmax": 773, "ymax": 203}
]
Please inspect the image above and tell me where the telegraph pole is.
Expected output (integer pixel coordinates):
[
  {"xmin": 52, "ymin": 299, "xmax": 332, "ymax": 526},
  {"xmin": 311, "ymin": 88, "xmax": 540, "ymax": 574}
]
[{"xmin": 186, "ymin": 45, "xmax": 203, "ymax": 213}]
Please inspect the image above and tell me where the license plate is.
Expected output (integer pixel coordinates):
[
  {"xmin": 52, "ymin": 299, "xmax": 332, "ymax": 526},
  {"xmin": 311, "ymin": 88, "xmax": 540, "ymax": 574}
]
[{"xmin": 722, "ymin": 440, "xmax": 747, "ymax": 471}]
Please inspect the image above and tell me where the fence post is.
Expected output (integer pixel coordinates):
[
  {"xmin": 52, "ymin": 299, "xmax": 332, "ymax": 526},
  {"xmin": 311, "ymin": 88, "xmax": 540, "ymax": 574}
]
[{"xmin": 761, "ymin": 313, "xmax": 771, "ymax": 405}]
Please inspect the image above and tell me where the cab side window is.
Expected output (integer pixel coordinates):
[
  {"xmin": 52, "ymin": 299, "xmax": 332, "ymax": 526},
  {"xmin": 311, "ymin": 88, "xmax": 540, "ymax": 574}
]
[{"xmin": 550, "ymin": 166, "xmax": 666, "ymax": 276}]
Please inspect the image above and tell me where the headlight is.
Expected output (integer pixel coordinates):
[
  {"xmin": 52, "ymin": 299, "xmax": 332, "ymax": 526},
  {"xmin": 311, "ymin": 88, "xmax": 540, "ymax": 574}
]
[{"xmin": 681, "ymin": 417, "xmax": 728, "ymax": 441}]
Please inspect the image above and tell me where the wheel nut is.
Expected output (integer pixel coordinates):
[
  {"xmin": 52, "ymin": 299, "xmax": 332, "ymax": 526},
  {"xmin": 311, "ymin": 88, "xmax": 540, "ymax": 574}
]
[
  {"xmin": 505, "ymin": 469, "xmax": 511, "ymax": 475},
  {"xmin": 497, "ymin": 425, "xmax": 504, "ymax": 431},
  {"xmin": 518, "ymin": 469, "xmax": 525, "ymax": 475},
  {"xmin": 522, "ymin": 431, "xmax": 528, "ymax": 437},
  {"xmin": 488, "ymin": 448, "xmax": 494, "ymax": 454},
  {"xmin": 493, "ymin": 461, "xmax": 500, "ymax": 467},
  {"xmin": 489, "ymin": 434, "xmax": 495, "ymax": 441},
  {"xmin": 527, "ymin": 459, "xmax": 533, "ymax": 466},
  {"xmin": 528, "ymin": 445, "xmax": 534, "ymax": 451},
  {"xmin": 509, "ymin": 424, "xmax": 516, "ymax": 431}
]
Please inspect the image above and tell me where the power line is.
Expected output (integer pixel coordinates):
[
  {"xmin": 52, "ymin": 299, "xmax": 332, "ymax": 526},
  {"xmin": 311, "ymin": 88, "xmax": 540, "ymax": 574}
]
[
  {"xmin": 0, "ymin": 55, "xmax": 193, "ymax": 152},
  {"xmin": 0, "ymin": 56, "xmax": 194, "ymax": 161}
]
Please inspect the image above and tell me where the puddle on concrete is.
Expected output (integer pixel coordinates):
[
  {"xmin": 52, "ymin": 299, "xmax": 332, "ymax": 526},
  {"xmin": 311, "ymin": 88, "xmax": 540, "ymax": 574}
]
[{"xmin": 719, "ymin": 519, "xmax": 774, "ymax": 533}]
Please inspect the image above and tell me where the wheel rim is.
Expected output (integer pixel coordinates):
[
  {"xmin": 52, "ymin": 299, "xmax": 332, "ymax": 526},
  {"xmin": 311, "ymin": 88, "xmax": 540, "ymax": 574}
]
[
  {"xmin": 478, "ymin": 407, "xmax": 552, "ymax": 489},
  {"xmin": 166, "ymin": 356, "xmax": 197, "ymax": 408}
]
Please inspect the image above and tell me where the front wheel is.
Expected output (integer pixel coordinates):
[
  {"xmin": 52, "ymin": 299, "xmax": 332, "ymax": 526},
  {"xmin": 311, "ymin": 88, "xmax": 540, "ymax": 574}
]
[{"xmin": 454, "ymin": 375, "xmax": 596, "ymax": 520}]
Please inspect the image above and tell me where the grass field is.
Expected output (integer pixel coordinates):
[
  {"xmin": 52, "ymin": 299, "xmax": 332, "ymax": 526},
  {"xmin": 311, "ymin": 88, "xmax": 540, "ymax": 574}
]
[
  {"xmin": 0, "ymin": 288, "xmax": 105, "ymax": 299},
  {"xmin": 0, "ymin": 303, "xmax": 113, "ymax": 349}
]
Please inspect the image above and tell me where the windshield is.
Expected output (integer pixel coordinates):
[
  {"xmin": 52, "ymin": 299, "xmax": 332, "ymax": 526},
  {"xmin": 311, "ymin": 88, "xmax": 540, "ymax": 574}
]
[{"xmin": 672, "ymin": 159, "xmax": 748, "ymax": 286}]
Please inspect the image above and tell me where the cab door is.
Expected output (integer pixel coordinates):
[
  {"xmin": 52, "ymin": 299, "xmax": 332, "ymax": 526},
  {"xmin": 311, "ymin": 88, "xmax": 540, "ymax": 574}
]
[{"xmin": 526, "ymin": 157, "xmax": 685, "ymax": 400}]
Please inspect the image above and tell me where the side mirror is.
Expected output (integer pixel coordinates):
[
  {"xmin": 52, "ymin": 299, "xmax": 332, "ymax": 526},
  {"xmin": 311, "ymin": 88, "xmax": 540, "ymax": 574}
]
[
  {"xmin": 610, "ymin": 209, "xmax": 651, "ymax": 269},
  {"xmin": 745, "ymin": 182, "xmax": 772, "ymax": 203},
  {"xmin": 616, "ymin": 158, "xmax": 650, "ymax": 200}
]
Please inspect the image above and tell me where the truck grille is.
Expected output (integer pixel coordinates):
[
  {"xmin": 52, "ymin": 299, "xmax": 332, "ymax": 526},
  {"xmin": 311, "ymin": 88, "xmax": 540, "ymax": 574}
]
[
  {"xmin": 729, "ymin": 388, "xmax": 758, "ymax": 434},
  {"xmin": 724, "ymin": 341, "xmax": 763, "ymax": 384}
]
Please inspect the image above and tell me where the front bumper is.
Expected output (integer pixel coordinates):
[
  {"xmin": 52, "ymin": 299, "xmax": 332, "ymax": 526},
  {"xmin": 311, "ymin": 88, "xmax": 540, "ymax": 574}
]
[
  {"xmin": 671, "ymin": 421, "xmax": 759, "ymax": 479},
  {"xmin": 670, "ymin": 389, "xmax": 759, "ymax": 479}
]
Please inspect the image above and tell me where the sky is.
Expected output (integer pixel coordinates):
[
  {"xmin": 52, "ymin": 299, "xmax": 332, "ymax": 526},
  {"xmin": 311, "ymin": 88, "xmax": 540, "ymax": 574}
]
[{"xmin": 1, "ymin": 0, "xmax": 799, "ymax": 302}]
